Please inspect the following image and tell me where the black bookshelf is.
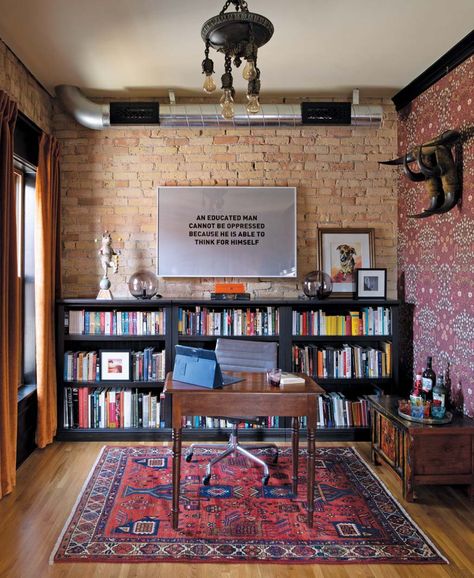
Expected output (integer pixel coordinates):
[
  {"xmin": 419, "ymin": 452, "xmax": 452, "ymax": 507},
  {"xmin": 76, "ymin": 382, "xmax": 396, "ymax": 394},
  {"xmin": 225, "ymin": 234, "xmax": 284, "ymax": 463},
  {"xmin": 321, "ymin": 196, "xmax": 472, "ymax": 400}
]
[{"xmin": 56, "ymin": 298, "xmax": 400, "ymax": 442}]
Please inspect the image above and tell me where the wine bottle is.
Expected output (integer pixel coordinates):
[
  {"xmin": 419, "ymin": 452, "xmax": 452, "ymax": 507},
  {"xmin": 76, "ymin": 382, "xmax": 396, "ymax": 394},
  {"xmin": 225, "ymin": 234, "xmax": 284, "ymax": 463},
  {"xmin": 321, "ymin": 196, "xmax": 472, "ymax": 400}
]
[
  {"xmin": 421, "ymin": 357, "xmax": 436, "ymax": 401},
  {"xmin": 410, "ymin": 372, "xmax": 424, "ymax": 418}
]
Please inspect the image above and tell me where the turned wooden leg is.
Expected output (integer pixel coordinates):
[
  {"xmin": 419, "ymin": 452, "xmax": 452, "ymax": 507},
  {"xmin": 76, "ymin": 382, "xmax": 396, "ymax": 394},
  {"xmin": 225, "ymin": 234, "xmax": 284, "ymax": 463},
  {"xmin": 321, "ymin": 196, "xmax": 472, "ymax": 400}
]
[
  {"xmin": 172, "ymin": 427, "xmax": 182, "ymax": 530},
  {"xmin": 307, "ymin": 426, "xmax": 316, "ymax": 527},
  {"xmin": 404, "ymin": 433, "xmax": 415, "ymax": 502},
  {"xmin": 291, "ymin": 417, "xmax": 299, "ymax": 495}
]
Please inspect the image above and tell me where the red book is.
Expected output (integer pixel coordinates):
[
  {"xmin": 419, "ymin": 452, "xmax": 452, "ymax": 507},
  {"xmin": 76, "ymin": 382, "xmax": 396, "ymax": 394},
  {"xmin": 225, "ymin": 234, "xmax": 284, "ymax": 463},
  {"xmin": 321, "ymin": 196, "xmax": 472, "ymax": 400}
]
[{"xmin": 100, "ymin": 311, "xmax": 105, "ymax": 334}]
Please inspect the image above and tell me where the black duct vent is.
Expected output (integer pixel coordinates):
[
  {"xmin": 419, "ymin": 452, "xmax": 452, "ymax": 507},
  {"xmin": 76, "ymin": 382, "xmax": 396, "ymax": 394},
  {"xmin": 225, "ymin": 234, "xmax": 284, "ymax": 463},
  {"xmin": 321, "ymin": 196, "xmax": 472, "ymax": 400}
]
[
  {"xmin": 110, "ymin": 102, "xmax": 160, "ymax": 125},
  {"xmin": 301, "ymin": 102, "xmax": 351, "ymax": 125}
]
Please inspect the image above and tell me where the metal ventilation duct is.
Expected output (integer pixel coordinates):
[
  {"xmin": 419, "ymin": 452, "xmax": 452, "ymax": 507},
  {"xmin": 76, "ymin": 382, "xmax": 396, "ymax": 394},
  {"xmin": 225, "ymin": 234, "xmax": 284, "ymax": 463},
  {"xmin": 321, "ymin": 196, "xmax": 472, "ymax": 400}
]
[{"xmin": 55, "ymin": 85, "xmax": 383, "ymax": 130}]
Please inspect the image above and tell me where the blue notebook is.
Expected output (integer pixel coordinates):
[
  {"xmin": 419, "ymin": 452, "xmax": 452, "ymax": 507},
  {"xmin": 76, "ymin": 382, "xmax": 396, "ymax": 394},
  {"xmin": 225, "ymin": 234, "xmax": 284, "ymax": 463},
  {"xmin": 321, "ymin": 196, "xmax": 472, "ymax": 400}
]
[{"xmin": 173, "ymin": 345, "xmax": 242, "ymax": 389}]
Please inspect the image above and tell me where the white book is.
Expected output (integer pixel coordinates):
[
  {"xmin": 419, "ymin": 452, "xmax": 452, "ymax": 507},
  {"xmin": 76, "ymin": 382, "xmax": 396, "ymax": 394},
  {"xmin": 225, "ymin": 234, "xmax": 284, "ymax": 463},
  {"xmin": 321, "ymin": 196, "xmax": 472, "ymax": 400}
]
[
  {"xmin": 279, "ymin": 372, "xmax": 306, "ymax": 386},
  {"xmin": 123, "ymin": 390, "xmax": 131, "ymax": 428}
]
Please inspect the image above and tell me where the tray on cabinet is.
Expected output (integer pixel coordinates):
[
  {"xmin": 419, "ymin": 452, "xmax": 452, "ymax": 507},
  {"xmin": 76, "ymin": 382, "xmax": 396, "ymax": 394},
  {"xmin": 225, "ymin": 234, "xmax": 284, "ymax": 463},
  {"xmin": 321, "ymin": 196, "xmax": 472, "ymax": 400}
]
[{"xmin": 397, "ymin": 409, "xmax": 453, "ymax": 425}]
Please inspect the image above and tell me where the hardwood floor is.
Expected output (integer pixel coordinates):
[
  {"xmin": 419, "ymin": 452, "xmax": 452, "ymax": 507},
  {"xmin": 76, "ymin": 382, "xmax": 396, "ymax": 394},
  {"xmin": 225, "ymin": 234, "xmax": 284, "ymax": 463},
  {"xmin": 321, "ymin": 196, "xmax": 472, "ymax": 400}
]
[{"xmin": 0, "ymin": 441, "xmax": 473, "ymax": 578}]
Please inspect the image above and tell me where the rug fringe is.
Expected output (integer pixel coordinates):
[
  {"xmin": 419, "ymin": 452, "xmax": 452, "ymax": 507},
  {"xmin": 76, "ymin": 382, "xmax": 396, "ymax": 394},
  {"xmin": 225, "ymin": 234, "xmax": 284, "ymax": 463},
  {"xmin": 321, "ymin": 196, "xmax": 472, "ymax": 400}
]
[
  {"xmin": 350, "ymin": 445, "xmax": 449, "ymax": 565},
  {"xmin": 49, "ymin": 445, "xmax": 108, "ymax": 565}
]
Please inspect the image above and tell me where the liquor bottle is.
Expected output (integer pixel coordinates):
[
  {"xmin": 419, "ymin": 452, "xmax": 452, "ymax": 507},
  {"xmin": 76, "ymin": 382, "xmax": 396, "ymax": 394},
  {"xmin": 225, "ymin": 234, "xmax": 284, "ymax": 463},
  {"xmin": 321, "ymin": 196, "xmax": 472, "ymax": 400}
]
[
  {"xmin": 432, "ymin": 373, "xmax": 447, "ymax": 419},
  {"xmin": 421, "ymin": 357, "xmax": 436, "ymax": 401},
  {"xmin": 445, "ymin": 361, "xmax": 452, "ymax": 410},
  {"xmin": 410, "ymin": 372, "xmax": 424, "ymax": 418}
]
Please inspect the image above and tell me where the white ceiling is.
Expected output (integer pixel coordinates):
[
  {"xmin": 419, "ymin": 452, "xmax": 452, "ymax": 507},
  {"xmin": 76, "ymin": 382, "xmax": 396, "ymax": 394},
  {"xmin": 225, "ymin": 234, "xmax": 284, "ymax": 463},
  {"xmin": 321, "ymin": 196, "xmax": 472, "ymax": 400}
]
[{"xmin": 0, "ymin": 0, "xmax": 472, "ymax": 100}]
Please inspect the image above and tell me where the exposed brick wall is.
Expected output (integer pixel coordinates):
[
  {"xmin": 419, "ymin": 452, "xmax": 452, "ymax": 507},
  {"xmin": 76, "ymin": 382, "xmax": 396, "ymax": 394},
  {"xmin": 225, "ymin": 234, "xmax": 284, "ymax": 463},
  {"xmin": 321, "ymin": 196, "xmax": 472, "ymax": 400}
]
[
  {"xmin": 54, "ymin": 98, "xmax": 398, "ymax": 299},
  {"xmin": 0, "ymin": 37, "xmax": 53, "ymax": 133}
]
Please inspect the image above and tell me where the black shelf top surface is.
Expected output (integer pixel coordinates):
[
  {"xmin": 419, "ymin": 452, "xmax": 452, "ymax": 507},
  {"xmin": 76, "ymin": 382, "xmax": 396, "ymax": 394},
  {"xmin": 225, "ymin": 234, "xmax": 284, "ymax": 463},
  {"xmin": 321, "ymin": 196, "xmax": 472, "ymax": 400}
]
[
  {"xmin": 178, "ymin": 334, "xmax": 278, "ymax": 340},
  {"xmin": 58, "ymin": 298, "xmax": 400, "ymax": 307},
  {"xmin": 62, "ymin": 381, "xmax": 164, "ymax": 387}
]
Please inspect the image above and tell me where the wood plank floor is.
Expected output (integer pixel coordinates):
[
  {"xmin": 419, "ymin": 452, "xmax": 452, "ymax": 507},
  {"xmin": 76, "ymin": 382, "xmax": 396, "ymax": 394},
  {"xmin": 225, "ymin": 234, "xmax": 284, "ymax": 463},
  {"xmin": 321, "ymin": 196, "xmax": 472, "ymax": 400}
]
[{"xmin": 0, "ymin": 441, "xmax": 473, "ymax": 578}]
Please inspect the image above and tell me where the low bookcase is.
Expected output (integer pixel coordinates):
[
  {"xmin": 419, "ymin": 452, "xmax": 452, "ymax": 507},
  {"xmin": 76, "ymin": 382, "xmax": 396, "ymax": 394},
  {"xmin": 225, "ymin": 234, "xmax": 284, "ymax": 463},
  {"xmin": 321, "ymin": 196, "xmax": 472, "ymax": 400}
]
[{"xmin": 56, "ymin": 298, "xmax": 400, "ymax": 442}]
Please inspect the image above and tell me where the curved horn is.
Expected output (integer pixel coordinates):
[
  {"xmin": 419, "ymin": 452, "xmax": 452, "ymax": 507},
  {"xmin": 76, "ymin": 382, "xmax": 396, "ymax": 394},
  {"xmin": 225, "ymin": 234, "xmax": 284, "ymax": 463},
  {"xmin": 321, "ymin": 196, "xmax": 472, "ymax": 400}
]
[
  {"xmin": 416, "ymin": 147, "xmax": 442, "ymax": 177},
  {"xmin": 422, "ymin": 129, "xmax": 461, "ymax": 149},
  {"xmin": 403, "ymin": 149, "xmax": 425, "ymax": 182},
  {"xmin": 408, "ymin": 175, "xmax": 444, "ymax": 218}
]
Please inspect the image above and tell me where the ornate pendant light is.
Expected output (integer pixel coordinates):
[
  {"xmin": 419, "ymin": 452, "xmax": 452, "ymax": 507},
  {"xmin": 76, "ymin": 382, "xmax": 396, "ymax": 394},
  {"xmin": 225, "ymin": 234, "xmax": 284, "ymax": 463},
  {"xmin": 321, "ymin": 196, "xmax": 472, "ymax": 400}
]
[{"xmin": 201, "ymin": 0, "xmax": 274, "ymax": 118}]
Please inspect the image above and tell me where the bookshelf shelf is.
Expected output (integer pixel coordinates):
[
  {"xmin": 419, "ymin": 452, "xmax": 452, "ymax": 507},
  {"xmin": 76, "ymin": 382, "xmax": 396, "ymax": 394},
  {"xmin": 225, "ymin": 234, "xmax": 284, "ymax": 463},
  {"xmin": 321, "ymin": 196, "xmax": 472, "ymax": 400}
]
[{"xmin": 56, "ymin": 298, "xmax": 400, "ymax": 442}]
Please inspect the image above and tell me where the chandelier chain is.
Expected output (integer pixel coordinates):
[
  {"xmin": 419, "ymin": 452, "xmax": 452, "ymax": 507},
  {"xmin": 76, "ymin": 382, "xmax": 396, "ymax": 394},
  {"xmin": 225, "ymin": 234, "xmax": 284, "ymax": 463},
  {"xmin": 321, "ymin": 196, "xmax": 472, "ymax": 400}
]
[{"xmin": 220, "ymin": 0, "xmax": 249, "ymax": 15}]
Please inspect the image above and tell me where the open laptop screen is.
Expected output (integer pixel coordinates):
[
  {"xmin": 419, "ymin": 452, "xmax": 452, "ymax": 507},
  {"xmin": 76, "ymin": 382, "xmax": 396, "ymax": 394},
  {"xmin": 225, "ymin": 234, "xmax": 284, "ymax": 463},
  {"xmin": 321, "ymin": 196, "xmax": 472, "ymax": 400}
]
[{"xmin": 173, "ymin": 345, "xmax": 241, "ymax": 388}]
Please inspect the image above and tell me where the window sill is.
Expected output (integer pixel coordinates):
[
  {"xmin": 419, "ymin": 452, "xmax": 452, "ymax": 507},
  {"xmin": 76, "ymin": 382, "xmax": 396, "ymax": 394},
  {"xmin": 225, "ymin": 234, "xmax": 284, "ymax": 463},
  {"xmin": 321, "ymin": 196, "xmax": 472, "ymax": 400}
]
[{"xmin": 18, "ymin": 384, "xmax": 37, "ymax": 403}]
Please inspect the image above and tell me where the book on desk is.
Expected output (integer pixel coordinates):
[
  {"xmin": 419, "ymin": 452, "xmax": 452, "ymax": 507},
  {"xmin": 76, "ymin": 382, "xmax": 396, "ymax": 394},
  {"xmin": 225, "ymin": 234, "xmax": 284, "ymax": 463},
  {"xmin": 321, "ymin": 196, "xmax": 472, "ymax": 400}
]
[{"xmin": 279, "ymin": 372, "xmax": 306, "ymax": 386}]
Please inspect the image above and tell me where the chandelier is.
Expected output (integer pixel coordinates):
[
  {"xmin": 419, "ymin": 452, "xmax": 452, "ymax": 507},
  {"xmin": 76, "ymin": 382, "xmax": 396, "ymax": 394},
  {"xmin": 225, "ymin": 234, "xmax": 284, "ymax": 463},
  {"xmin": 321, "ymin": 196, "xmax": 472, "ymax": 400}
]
[{"xmin": 201, "ymin": 0, "xmax": 274, "ymax": 119}]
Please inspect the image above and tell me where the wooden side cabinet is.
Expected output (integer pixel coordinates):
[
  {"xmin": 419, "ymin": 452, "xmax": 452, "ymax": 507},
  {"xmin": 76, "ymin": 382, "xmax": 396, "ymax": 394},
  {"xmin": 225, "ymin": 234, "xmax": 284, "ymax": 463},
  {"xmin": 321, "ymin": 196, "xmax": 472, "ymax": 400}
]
[{"xmin": 368, "ymin": 395, "xmax": 474, "ymax": 501}]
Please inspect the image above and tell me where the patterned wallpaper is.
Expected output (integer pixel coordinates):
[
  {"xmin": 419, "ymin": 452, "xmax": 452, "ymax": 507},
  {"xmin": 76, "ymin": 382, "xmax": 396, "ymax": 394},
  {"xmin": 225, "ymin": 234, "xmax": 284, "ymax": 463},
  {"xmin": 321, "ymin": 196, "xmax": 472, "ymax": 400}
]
[{"xmin": 397, "ymin": 55, "xmax": 474, "ymax": 417}]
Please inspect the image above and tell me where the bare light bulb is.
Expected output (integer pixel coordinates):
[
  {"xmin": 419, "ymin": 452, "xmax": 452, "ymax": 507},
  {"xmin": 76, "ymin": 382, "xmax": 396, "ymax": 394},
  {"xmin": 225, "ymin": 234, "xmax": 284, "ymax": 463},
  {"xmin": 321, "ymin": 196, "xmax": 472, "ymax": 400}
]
[
  {"xmin": 242, "ymin": 60, "xmax": 257, "ymax": 81},
  {"xmin": 246, "ymin": 94, "xmax": 260, "ymax": 114},
  {"xmin": 220, "ymin": 89, "xmax": 235, "ymax": 119},
  {"xmin": 203, "ymin": 74, "xmax": 216, "ymax": 93}
]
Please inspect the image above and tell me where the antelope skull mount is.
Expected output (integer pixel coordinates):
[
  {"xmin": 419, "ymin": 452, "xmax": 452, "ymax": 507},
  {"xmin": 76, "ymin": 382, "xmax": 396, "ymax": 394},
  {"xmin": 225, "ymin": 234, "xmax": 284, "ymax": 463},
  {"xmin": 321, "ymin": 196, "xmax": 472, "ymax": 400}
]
[{"xmin": 380, "ymin": 130, "xmax": 461, "ymax": 218}]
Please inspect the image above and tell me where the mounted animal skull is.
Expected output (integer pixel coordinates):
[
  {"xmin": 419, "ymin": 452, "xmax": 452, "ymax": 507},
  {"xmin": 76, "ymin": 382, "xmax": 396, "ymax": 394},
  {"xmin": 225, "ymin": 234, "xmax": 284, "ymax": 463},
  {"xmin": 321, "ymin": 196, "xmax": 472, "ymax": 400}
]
[{"xmin": 380, "ymin": 130, "xmax": 461, "ymax": 218}]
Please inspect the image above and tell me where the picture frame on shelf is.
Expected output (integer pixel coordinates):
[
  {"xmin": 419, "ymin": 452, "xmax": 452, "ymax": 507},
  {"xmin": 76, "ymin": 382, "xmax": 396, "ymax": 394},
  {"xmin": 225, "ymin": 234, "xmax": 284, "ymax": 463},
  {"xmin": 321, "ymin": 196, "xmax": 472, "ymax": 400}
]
[
  {"xmin": 318, "ymin": 228, "xmax": 375, "ymax": 297},
  {"xmin": 356, "ymin": 268, "xmax": 387, "ymax": 299},
  {"xmin": 100, "ymin": 350, "xmax": 131, "ymax": 381}
]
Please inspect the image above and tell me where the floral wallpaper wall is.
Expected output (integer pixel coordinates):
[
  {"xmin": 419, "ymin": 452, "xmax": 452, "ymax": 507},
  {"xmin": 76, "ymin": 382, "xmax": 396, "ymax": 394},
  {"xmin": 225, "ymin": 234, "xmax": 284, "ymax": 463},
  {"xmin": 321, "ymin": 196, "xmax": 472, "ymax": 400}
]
[{"xmin": 397, "ymin": 55, "xmax": 473, "ymax": 417}]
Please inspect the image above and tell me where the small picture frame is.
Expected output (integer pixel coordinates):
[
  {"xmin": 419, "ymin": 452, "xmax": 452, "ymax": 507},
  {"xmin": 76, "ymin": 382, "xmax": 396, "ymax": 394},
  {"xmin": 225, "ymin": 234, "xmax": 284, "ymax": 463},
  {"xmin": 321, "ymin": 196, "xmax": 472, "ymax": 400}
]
[
  {"xmin": 355, "ymin": 268, "xmax": 387, "ymax": 299},
  {"xmin": 100, "ymin": 350, "xmax": 131, "ymax": 381}
]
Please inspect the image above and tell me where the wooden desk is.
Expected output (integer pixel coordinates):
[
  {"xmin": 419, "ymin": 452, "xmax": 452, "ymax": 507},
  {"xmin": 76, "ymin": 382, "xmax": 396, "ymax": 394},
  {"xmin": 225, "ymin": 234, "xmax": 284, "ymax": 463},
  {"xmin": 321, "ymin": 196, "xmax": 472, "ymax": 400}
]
[
  {"xmin": 164, "ymin": 371, "xmax": 324, "ymax": 530},
  {"xmin": 368, "ymin": 395, "xmax": 474, "ymax": 501}
]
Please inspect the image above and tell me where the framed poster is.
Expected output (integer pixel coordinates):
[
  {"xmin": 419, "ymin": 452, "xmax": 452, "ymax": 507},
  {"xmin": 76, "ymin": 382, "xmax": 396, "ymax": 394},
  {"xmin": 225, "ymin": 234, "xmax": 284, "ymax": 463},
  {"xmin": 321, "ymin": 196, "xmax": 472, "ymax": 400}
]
[{"xmin": 318, "ymin": 228, "xmax": 375, "ymax": 296}]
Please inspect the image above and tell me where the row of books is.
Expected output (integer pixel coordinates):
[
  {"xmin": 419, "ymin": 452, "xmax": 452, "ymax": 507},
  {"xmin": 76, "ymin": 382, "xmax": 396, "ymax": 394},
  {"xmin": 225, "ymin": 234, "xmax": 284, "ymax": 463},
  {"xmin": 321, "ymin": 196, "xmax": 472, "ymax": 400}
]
[
  {"xmin": 292, "ymin": 342, "xmax": 392, "ymax": 379},
  {"xmin": 182, "ymin": 416, "xmax": 281, "ymax": 429},
  {"xmin": 178, "ymin": 306, "xmax": 280, "ymax": 336},
  {"xmin": 292, "ymin": 307, "xmax": 391, "ymax": 336},
  {"xmin": 63, "ymin": 349, "xmax": 166, "ymax": 382},
  {"xmin": 317, "ymin": 393, "xmax": 369, "ymax": 428},
  {"xmin": 63, "ymin": 387, "xmax": 165, "ymax": 429},
  {"xmin": 66, "ymin": 309, "xmax": 166, "ymax": 336}
]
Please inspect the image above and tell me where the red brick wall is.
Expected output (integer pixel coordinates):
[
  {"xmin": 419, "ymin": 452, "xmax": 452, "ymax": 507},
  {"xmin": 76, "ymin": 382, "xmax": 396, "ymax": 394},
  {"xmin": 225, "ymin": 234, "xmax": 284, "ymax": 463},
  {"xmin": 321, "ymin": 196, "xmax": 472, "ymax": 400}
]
[
  {"xmin": 54, "ymin": 99, "xmax": 398, "ymax": 299},
  {"xmin": 397, "ymin": 55, "xmax": 474, "ymax": 416}
]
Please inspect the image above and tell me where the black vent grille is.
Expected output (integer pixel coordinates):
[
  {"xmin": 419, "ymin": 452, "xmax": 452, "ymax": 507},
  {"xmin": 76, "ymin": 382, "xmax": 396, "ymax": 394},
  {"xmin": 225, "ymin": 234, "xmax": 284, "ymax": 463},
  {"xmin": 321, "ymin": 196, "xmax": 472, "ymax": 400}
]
[
  {"xmin": 110, "ymin": 102, "xmax": 160, "ymax": 124},
  {"xmin": 301, "ymin": 102, "xmax": 351, "ymax": 125}
]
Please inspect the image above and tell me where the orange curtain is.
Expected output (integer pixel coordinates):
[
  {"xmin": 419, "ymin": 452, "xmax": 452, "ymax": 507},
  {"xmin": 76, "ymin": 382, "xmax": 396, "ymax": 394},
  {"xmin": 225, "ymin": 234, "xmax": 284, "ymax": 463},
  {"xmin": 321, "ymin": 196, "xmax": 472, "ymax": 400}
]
[
  {"xmin": 35, "ymin": 133, "xmax": 61, "ymax": 448},
  {"xmin": 0, "ymin": 91, "xmax": 20, "ymax": 498}
]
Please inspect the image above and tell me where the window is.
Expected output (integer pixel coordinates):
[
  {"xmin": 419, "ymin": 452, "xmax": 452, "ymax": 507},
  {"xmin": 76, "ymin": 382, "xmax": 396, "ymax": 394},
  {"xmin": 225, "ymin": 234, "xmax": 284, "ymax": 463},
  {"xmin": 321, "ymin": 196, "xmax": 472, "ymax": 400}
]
[{"xmin": 14, "ymin": 163, "xmax": 36, "ymax": 389}]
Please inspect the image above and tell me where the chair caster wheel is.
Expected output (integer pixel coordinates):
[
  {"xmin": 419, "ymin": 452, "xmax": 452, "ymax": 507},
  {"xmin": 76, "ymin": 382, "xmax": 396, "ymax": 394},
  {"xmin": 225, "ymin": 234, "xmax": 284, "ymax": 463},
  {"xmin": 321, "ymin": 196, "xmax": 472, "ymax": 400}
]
[
  {"xmin": 262, "ymin": 475, "xmax": 270, "ymax": 486},
  {"xmin": 203, "ymin": 474, "xmax": 211, "ymax": 485},
  {"xmin": 185, "ymin": 453, "xmax": 193, "ymax": 463}
]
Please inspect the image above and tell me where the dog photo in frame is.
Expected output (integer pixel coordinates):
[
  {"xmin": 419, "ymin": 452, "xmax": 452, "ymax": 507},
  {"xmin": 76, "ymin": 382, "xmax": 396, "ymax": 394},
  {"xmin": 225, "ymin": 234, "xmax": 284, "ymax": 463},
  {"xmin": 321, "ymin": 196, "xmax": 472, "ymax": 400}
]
[{"xmin": 318, "ymin": 228, "xmax": 375, "ymax": 296}]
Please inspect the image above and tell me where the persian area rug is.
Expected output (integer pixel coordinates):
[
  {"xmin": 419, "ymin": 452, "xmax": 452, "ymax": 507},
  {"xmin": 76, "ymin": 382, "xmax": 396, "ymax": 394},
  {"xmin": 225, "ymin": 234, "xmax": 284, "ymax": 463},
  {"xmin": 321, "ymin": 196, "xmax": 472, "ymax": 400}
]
[{"xmin": 52, "ymin": 445, "xmax": 447, "ymax": 565}]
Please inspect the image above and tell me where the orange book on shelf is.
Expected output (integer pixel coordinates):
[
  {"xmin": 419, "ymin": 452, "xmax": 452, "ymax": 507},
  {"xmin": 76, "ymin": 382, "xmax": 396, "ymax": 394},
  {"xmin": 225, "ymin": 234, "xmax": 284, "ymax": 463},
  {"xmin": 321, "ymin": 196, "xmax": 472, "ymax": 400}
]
[{"xmin": 214, "ymin": 283, "xmax": 246, "ymax": 294}]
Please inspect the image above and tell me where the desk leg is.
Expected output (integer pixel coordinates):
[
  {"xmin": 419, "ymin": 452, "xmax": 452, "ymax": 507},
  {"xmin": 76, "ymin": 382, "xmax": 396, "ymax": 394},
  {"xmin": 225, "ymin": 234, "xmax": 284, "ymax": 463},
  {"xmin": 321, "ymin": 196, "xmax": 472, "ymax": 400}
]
[
  {"xmin": 291, "ymin": 417, "xmax": 299, "ymax": 495},
  {"xmin": 307, "ymin": 426, "xmax": 316, "ymax": 528},
  {"xmin": 172, "ymin": 427, "xmax": 182, "ymax": 530}
]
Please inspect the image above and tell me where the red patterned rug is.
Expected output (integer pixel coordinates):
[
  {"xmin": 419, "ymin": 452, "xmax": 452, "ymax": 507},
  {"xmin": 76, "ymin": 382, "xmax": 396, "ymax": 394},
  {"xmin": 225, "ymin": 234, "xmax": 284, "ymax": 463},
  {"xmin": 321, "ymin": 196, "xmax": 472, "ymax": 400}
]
[{"xmin": 52, "ymin": 445, "xmax": 446, "ymax": 564}]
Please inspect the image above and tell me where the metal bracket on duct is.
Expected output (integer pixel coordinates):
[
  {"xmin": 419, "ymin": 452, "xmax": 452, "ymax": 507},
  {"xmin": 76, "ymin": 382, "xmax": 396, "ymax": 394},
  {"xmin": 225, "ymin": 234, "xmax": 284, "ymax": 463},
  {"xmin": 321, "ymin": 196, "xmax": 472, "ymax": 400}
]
[{"xmin": 55, "ymin": 85, "xmax": 383, "ymax": 130}]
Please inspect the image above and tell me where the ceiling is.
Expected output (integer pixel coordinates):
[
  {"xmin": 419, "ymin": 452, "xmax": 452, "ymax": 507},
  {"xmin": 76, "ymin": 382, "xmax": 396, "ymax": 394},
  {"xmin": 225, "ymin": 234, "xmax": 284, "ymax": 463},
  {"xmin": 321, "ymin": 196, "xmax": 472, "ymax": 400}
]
[{"xmin": 0, "ymin": 0, "xmax": 472, "ymax": 101}]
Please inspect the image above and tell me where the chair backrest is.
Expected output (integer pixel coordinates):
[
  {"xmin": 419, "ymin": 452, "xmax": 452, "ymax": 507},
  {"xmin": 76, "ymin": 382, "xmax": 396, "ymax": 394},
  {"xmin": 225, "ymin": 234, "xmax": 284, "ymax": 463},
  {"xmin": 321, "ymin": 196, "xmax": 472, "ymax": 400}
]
[{"xmin": 215, "ymin": 338, "xmax": 278, "ymax": 373}]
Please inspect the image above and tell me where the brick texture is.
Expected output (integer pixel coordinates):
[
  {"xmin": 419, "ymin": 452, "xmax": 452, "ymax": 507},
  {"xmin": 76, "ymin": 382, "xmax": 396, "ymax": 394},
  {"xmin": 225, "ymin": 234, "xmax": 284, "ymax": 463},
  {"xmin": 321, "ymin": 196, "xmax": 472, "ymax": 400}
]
[
  {"xmin": 54, "ymin": 98, "xmax": 398, "ymax": 298},
  {"xmin": 0, "ymin": 38, "xmax": 53, "ymax": 133}
]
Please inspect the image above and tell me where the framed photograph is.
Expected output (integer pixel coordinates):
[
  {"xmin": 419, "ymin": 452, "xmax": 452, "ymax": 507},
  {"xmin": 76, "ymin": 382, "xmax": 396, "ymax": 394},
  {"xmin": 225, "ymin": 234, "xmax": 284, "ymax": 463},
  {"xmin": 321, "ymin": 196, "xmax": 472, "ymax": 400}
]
[
  {"xmin": 356, "ymin": 268, "xmax": 387, "ymax": 299},
  {"xmin": 318, "ymin": 228, "xmax": 375, "ymax": 296},
  {"xmin": 100, "ymin": 350, "xmax": 131, "ymax": 381}
]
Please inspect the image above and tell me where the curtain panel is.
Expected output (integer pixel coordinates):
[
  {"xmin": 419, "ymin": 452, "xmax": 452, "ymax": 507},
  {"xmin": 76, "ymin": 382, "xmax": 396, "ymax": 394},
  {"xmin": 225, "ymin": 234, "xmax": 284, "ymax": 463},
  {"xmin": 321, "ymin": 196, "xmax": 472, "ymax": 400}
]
[
  {"xmin": 0, "ymin": 91, "xmax": 20, "ymax": 498},
  {"xmin": 35, "ymin": 134, "xmax": 61, "ymax": 448}
]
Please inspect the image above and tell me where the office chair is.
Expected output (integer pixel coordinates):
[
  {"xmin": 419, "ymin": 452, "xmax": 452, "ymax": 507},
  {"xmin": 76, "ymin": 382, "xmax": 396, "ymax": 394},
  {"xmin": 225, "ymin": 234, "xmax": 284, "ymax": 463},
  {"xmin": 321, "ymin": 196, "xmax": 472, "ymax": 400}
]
[{"xmin": 185, "ymin": 338, "xmax": 279, "ymax": 485}]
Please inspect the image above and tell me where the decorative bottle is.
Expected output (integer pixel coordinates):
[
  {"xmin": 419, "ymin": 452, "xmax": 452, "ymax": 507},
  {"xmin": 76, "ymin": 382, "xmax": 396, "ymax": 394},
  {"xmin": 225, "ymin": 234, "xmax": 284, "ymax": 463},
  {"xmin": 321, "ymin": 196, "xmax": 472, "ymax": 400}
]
[
  {"xmin": 410, "ymin": 372, "xmax": 424, "ymax": 419},
  {"xmin": 432, "ymin": 373, "xmax": 447, "ymax": 419},
  {"xmin": 445, "ymin": 361, "xmax": 452, "ymax": 410},
  {"xmin": 421, "ymin": 357, "xmax": 436, "ymax": 401}
]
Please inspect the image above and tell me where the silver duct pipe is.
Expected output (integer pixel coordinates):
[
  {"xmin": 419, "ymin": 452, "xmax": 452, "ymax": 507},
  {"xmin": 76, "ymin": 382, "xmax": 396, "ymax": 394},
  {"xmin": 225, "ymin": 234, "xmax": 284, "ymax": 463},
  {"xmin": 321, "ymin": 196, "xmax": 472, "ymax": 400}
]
[
  {"xmin": 55, "ymin": 85, "xmax": 383, "ymax": 129},
  {"xmin": 55, "ymin": 85, "xmax": 110, "ymax": 130}
]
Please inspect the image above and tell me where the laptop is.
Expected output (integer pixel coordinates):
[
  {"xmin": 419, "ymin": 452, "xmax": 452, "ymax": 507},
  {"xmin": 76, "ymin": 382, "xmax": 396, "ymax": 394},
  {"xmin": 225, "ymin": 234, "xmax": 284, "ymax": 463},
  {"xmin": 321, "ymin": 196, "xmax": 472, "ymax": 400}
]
[{"xmin": 173, "ymin": 345, "xmax": 242, "ymax": 389}]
